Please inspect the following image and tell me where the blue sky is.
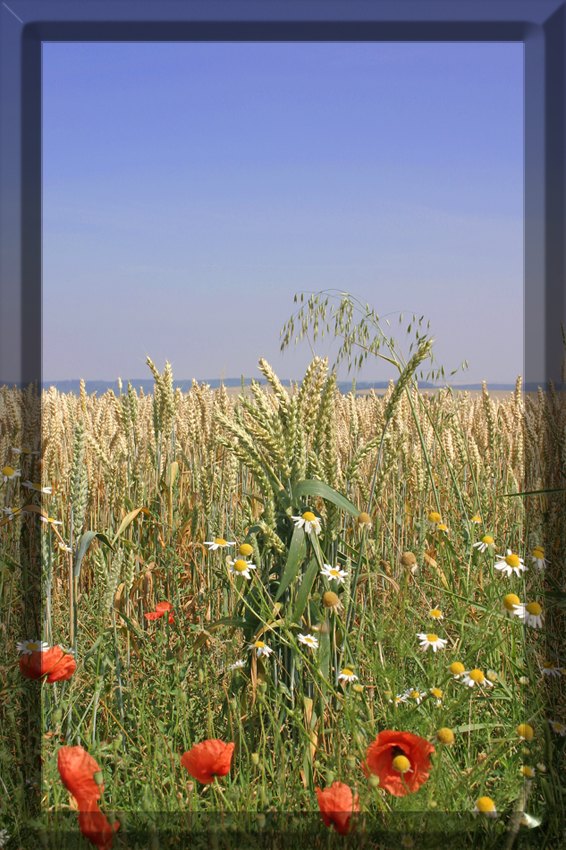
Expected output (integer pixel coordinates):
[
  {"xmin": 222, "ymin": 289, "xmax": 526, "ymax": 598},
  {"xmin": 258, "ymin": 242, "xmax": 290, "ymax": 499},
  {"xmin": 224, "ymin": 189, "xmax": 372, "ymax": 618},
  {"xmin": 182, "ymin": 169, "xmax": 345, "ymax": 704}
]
[{"xmin": 42, "ymin": 42, "xmax": 523, "ymax": 384}]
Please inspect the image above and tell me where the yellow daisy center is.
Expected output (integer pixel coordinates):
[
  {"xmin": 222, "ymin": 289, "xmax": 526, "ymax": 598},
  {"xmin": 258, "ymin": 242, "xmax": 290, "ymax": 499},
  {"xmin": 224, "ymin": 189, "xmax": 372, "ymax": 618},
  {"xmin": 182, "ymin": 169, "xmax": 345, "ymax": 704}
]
[
  {"xmin": 430, "ymin": 688, "xmax": 443, "ymax": 699},
  {"xmin": 503, "ymin": 593, "xmax": 521, "ymax": 611},
  {"xmin": 532, "ymin": 547, "xmax": 544, "ymax": 558},
  {"xmin": 28, "ymin": 641, "xmax": 41, "ymax": 651},
  {"xmin": 428, "ymin": 511, "xmax": 441, "ymax": 523},
  {"xmin": 426, "ymin": 634, "xmax": 439, "ymax": 643},
  {"xmin": 526, "ymin": 602, "xmax": 542, "ymax": 616},
  {"xmin": 449, "ymin": 662, "xmax": 465, "ymax": 675},
  {"xmin": 505, "ymin": 553, "xmax": 520, "ymax": 568},
  {"xmin": 437, "ymin": 523, "xmax": 448, "ymax": 532},
  {"xmin": 233, "ymin": 559, "xmax": 249, "ymax": 572},
  {"xmin": 521, "ymin": 766, "xmax": 535, "ymax": 778},
  {"xmin": 516, "ymin": 723, "xmax": 534, "ymax": 741},
  {"xmin": 430, "ymin": 609, "xmax": 443, "ymax": 619},
  {"xmin": 436, "ymin": 727, "xmax": 454, "ymax": 744},
  {"xmin": 469, "ymin": 669, "xmax": 485, "ymax": 683},
  {"xmin": 322, "ymin": 590, "xmax": 340, "ymax": 608},
  {"xmin": 2, "ymin": 466, "xmax": 14, "ymax": 476},
  {"xmin": 471, "ymin": 514, "xmax": 482, "ymax": 523},
  {"xmin": 302, "ymin": 511, "xmax": 316, "ymax": 522},
  {"xmin": 352, "ymin": 683, "xmax": 364, "ymax": 693},
  {"xmin": 409, "ymin": 690, "xmax": 421, "ymax": 699},
  {"xmin": 239, "ymin": 543, "xmax": 253, "ymax": 557},
  {"xmin": 254, "ymin": 640, "xmax": 265, "ymax": 649},
  {"xmin": 392, "ymin": 755, "xmax": 411, "ymax": 773},
  {"xmin": 481, "ymin": 535, "xmax": 494, "ymax": 544},
  {"xmin": 476, "ymin": 797, "xmax": 496, "ymax": 813},
  {"xmin": 357, "ymin": 512, "xmax": 371, "ymax": 525},
  {"xmin": 214, "ymin": 537, "xmax": 227, "ymax": 546},
  {"xmin": 341, "ymin": 668, "xmax": 354, "ymax": 677}
]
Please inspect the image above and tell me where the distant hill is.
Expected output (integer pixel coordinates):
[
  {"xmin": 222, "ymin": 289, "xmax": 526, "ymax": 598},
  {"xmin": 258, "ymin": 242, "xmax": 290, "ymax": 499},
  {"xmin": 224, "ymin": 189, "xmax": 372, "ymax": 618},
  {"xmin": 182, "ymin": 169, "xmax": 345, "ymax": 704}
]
[{"xmin": 38, "ymin": 377, "xmax": 522, "ymax": 395}]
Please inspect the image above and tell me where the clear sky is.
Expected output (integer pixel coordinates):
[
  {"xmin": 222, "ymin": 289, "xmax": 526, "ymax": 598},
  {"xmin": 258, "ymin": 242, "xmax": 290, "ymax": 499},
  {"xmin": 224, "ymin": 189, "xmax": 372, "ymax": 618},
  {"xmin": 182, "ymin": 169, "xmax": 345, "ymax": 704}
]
[{"xmin": 42, "ymin": 41, "xmax": 523, "ymax": 384}]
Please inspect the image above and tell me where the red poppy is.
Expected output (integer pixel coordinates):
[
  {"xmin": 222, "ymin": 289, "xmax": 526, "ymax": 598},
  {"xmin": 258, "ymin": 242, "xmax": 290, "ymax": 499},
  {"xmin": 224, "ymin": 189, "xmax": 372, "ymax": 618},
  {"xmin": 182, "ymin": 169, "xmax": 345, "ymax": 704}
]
[
  {"xmin": 19, "ymin": 645, "xmax": 76, "ymax": 682},
  {"xmin": 364, "ymin": 730, "xmax": 435, "ymax": 796},
  {"xmin": 78, "ymin": 801, "xmax": 120, "ymax": 850},
  {"xmin": 315, "ymin": 781, "xmax": 360, "ymax": 835},
  {"xmin": 57, "ymin": 746, "xmax": 103, "ymax": 804},
  {"xmin": 180, "ymin": 739, "xmax": 235, "ymax": 784},
  {"xmin": 144, "ymin": 601, "xmax": 175, "ymax": 623}
]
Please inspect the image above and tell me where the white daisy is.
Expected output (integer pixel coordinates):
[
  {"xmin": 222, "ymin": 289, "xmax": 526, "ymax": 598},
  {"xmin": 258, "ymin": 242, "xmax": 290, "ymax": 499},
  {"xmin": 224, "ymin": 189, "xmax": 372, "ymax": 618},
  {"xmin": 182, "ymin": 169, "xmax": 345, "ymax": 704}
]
[
  {"xmin": 502, "ymin": 593, "xmax": 523, "ymax": 617},
  {"xmin": 513, "ymin": 602, "xmax": 543, "ymax": 629},
  {"xmin": 548, "ymin": 719, "xmax": 566, "ymax": 736},
  {"xmin": 228, "ymin": 659, "xmax": 246, "ymax": 671},
  {"xmin": 429, "ymin": 607, "xmax": 444, "ymax": 621},
  {"xmin": 417, "ymin": 633, "xmax": 448, "ymax": 652},
  {"xmin": 540, "ymin": 661, "xmax": 562, "ymax": 678},
  {"xmin": 404, "ymin": 687, "xmax": 427, "ymax": 705},
  {"xmin": 473, "ymin": 534, "xmax": 495, "ymax": 554},
  {"xmin": 57, "ymin": 541, "xmax": 73, "ymax": 554},
  {"xmin": 461, "ymin": 668, "xmax": 493, "ymax": 688},
  {"xmin": 40, "ymin": 515, "xmax": 63, "ymax": 527},
  {"xmin": 470, "ymin": 514, "xmax": 482, "ymax": 525},
  {"xmin": 228, "ymin": 558, "xmax": 256, "ymax": 580},
  {"xmin": 291, "ymin": 510, "xmax": 322, "ymax": 535},
  {"xmin": 2, "ymin": 506, "xmax": 18, "ymax": 520},
  {"xmin": 337, "ymin": 668, "xmax": 358, "ymax": 683},
  {"xmin": 22, "ymin": 481, "xmax": 52, "ymax": 494},
  {"xmin": 204, "ymin": 536, "xmax": 236, "ymax": 551},
  {"xmin": 520, "ymin": 813, "xmax": 542, "ymax": 829},
  {"xmin": 320, "ymin": 563, "xmax": 347, "ymax": 584},
  {"xmin": 494, "ymin": 550, "xmax": 526, "ymax": 577},
  {"xmin": 388, "ymin": 692, "xmax": 407, "ymax": 707},
  {"xmin": 530, "ymin": 547, "xmax": 548, "ymax": 570},
  {"xmin": 248, "ymin": 640, "xmax": 273, "ymax": 658},
  {"xmin": 429, "ymin": 687, "xmax": 444, "ymax": 706},
  {"xmin": 474, "ymin": 797, "xmax": 497, "ymax": 817},
  {"xmin": 17, "ymin": 639, "xmax": 49, "ymax": 655},
  {"xmin": 427, "ymin": 510, "xmax": 442, "ymax": 527},
  {"xmin": 2, "ymin": 466, "xmax": 21, "ymax": 482},
  {"xmin": 298, "ymin": 633, "xmax": 319, "ymax": 650}
]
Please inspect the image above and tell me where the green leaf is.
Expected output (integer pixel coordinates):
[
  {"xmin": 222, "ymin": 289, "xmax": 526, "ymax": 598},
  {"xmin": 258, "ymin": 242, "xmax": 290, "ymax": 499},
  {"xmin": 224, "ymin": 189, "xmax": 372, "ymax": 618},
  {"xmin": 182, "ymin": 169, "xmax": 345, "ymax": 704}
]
[
  {"xmin": 274, "ymin": 526, "xmax": 306, "ymax": 601},
  {"xmin": 293, "ymin": 479, "xmax": 360, "ymax": 517},
  {"xmin": 111, "ymin": 507, "xmax": 150, "ymax": 545},
  {"xmin": 73, "ymin": 531, "xmax": 113, "ymax": 578},
  {"xmin": 291, "ymin": 558, "xmax": 319, "ymax": 623}
]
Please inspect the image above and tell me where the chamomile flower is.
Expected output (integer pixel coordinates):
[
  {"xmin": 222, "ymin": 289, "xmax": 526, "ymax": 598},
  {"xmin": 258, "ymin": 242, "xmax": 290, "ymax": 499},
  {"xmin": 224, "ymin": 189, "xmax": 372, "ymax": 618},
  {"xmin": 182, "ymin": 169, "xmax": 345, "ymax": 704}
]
[
  {"xmin": 17, "ymin": 639, "xmax": 49, "ymax": 655},
  {"xmin": 428, "ymin": 510, "xmax": 442, "ymax": 527},
  {"xmin": 417, "ymin": 633, "xmax": 448, "ymax": 653},
  {"xmin": 540, "ymin": 660, "xmax": 562, "ymax": 677},
  {"xmin": 400, "ymin": 551, "xmax": 419, "ymax": 574},
  {"xmin": 405, "ymin": 688, "xmax": 427, "ymax": 705},
  {"xmin": 320, "ymin": 563, "xmax": 347, "ymax": 584},
  {"xmin": 516, "ymin": 723, "xmax": 534, "ymax": 741},
  {"xmin": 228, "ymin": 558, "xmax": 256, "ymax": 580},
  {"xmin": 387, "ymin": 691, "xmax": 407, "ymax": 707},
  {"xmin": 2, "ymin": 506, "xmax": 17, "ymax": 520},
  {"xmin": 298, "ymin": 633, "xmax": 319, "ymax": 650},
  {"xmin": 357, "ymin": 512, "xmax": 372, "ymax": 529},
  {"xmin": 57, "ymin": 541, "xmax": 73, "ymax": 554},
  {"xmin": 513, "ymin": 601, "xmax": 543, "ymax": 629},
  {"xmin": 40, "ymin": 515, "xmax": 62, "ymax": 527},
  {"xmin": 548, "ymin": 719, "xmax": 566, "ymax": 736},
  {"xmin": 474, "ymin": 797, "xmax": 497, "ymax": 817},
  {"xmin": 292, "ymin": 511, "xmax": 322, "ymax": 535},
  {"xmin": 449, "ymin": 661, "xmax": 466, "ymax": 678},
  {"xmin": 228, "ymin": 659, "xmax": 246, "ymax": 671},
  {"xmin": 2, "ymin": 466, "xmax": 21, "ymax": 482},
  {"xmin": 529, "ymin": 546, "xmax": 548, "ymax": 570},
  {"xmin": 204, "ymin": 537, "xmax": 236, "ymax": 551},
  {"xmin": 22, "ymin": 481, "xmax": 52, "ymax": 494},
  {"xmin": 461, "ymin": 668, "xmax": 493, "ymax": 688},
  {"xmin": 470, "ymin": 514, "xmax": 482, "ymax": 524},
  {"xmin": 502, "ymin": 593, "xmax": 523, "ymax": 617},
  {"xmin": 338, "ymin": 668, "xmax": 358, "ymax": 683},
  {"xmin": 494, "ymin": 550, "xmax": 526, "ymax": 577},
  {"xmin": 429, "ymin": 687, "xmax": 444, "ymax": 706},
  {"xmin": 436, "ymin": 523, "xmax": 449, "ymax": 533},
  {"xmin": 521, "ymin": 765, "xmax": 536, "ymax": 779},
  {"xmin": 520, "ymin": 813, "xmax": 542, "ymax": 829},
  {"xmin": 11, "ymin": 446, "xmax": 39, "ymax": 456},
  {"xmin": 429, "ymin": 607, "xmax": 444, "ymax": 621},
  {"xmin": 473, "ymin": 534, "xmax": 495, "ymax": 553},
  {"xmin": 248, "ymin": 640, "xmax": 273, "ymax": 658}
]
